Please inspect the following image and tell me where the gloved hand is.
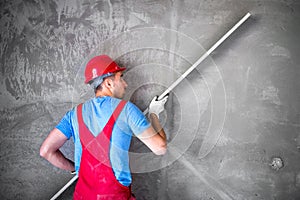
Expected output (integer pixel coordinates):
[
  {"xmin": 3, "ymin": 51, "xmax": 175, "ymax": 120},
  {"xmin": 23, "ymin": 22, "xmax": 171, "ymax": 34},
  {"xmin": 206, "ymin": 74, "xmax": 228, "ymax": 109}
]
[{"xmin": 148, "ymin": 94, "xmax": 169, "ymax": 118}]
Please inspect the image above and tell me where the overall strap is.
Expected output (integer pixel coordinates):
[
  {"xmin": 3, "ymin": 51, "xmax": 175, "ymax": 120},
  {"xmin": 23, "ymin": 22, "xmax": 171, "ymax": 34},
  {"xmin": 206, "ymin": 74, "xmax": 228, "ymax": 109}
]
[
  {"xmin": 101, "ymin": 100, "xmax": 127, "ymax": 140},
  {"xmin": 77, "ymin": 100, "xmax": 127, "ymax": 152},
  {"xmin": 77, "ymin": 103, "xmax": 93, "ymax": 147}
]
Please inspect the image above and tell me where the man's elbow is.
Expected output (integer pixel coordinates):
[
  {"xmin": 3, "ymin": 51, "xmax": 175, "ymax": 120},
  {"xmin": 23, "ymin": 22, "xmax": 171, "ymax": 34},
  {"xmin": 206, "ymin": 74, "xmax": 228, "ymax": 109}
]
[{"xmin": 39, "ymin": 144, "xmax": 50, "ymax": 159}]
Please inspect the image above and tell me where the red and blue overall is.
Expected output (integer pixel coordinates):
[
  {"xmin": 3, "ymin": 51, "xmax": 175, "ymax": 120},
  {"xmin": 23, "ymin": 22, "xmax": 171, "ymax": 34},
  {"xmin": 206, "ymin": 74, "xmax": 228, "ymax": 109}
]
[{"xmin": 74, "ymin": 100, "xmax": 135, "ymax": 200}]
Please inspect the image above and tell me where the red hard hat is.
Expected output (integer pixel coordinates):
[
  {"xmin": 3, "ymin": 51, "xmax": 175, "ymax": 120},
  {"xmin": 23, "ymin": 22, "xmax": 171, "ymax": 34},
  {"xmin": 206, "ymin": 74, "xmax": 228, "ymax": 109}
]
[{"xmin": 84, "ymin": 55, "xmax": 126, "ymax": 84}]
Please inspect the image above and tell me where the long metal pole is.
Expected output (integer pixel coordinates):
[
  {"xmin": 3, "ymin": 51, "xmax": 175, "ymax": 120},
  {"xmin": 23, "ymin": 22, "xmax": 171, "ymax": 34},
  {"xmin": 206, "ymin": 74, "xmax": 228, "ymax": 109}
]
[
  {"xmin": 50, "ymin": 12, "xmax": 251, "ymax": 200},
  {"xmin": 156, "ymin": 12, "xmax": 251, "ymax": 101},
  {"xmin": 50, "ymin": 174, "xmax": 78, "ymax": 200}
]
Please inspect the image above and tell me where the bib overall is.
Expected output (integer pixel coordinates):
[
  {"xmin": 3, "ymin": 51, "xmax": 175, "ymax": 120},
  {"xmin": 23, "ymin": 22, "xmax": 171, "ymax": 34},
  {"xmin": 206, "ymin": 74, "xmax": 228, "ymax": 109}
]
[{"xmin": 74, "ymin": 101, "xmax": 135, "ymax": 200}]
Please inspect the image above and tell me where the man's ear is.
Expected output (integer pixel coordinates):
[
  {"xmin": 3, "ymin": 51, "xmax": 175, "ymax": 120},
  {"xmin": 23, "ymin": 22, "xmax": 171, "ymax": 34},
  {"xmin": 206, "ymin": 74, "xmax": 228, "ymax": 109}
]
[{"xmin": 104, "ymin": 78, "xmax": 113, "ymax": 88}]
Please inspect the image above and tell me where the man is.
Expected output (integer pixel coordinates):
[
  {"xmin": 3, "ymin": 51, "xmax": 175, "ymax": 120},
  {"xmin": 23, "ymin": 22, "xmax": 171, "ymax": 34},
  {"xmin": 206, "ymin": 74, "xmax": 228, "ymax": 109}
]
[{"xmin": 40, "ymin": 55, "xmax": 168, "ymax": 199}]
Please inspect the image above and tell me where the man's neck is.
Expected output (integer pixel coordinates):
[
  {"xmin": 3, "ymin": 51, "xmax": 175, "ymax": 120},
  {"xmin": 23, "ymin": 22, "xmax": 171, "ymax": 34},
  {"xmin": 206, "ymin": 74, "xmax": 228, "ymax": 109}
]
[{"xmin": 95, "ymin": 89, "xmax": 112, "ymax": 98}]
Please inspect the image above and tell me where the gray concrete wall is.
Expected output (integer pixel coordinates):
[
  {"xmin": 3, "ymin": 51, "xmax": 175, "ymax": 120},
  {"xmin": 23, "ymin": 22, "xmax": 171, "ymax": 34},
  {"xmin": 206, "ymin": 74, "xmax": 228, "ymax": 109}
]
[{"xmin": 0, "ymin": 0, "xmax": 299, "ymax": 199}]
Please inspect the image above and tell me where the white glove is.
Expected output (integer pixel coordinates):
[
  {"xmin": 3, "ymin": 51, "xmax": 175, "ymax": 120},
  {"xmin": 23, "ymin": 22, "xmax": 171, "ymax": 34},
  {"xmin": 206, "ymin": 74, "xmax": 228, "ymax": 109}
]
[{"xmin": 148, "ymin": 95, "xmax": 169, "ymax": 118}]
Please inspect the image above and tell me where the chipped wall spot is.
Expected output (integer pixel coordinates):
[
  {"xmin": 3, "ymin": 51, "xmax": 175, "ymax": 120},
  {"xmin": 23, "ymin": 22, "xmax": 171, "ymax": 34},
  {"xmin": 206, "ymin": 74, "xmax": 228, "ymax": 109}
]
[
  {"xmin": 270, "ymin": 45, "xmax": 291, "ymax": 58},
  {"xmin": 261, "ymin": 86, "xmax": 281, "ymax": 105}
]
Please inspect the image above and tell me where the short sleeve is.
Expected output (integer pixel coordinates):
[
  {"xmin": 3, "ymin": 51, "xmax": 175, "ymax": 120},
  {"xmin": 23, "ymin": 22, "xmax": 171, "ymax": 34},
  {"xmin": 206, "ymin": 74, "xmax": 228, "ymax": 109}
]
[
  {"xmin": 126, "ymin": 102, "xmax": 151, "ymax": 135},
  {"xmin": 55, "ymin": 110, "xmax": 74, "ymax": 139}
]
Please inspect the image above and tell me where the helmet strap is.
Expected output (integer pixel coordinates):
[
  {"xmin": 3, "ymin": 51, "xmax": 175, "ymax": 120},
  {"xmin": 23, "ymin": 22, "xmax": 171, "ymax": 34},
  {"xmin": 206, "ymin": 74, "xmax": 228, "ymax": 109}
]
[{"xmin": 89, "ymin": 73, "xmax": 114, "ymax": 90}]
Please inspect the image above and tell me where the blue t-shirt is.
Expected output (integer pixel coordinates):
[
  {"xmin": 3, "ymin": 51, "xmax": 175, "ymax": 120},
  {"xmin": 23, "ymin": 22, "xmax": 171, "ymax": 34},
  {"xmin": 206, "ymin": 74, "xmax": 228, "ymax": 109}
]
[{"xmin": 56, "ymin": 96, "xmax": 150, "ymax": 186}]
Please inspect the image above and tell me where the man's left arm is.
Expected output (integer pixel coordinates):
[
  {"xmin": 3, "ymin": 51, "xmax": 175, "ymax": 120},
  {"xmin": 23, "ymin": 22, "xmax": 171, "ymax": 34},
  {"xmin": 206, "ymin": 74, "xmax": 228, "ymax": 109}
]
[{"xmin": 40, "ymin": 128, "xmax": 75, "ymax": 172}]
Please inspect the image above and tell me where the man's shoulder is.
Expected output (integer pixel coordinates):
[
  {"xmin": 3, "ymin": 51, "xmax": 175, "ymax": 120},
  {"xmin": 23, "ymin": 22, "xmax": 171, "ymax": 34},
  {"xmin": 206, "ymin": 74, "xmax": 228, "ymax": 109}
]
[
  {"xmin": 124, "ymin": 101, "xmax": 144, "ymax": 116},
  {"xmin": 79, "ymin": 97, "xmax": 142, "ymax": 114}
]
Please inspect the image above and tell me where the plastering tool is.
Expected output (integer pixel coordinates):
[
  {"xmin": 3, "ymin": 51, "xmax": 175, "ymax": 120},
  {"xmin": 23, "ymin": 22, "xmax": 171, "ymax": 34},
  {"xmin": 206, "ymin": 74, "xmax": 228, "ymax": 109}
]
[
  {"xmin": 154, "ymin": 12, "xmax": 250, "ymax": 102},
  {"xmin": 50, "ymin": 174, "xmax": 78, "ymax": 200},
  {"xmin": 50, "ymin": 12, "xmax": 251, "ymax": 200},
  {"xmin": 143, "ymin": 12, "xmax": 251, "ymax": 115}
]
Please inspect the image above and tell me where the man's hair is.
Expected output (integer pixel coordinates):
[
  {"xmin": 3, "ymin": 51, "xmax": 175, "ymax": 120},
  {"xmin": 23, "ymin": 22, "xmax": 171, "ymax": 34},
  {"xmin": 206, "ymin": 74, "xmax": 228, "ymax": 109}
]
[{"xmin": 94, "ymin": 74, "xmax": 115, "ymax": 93}]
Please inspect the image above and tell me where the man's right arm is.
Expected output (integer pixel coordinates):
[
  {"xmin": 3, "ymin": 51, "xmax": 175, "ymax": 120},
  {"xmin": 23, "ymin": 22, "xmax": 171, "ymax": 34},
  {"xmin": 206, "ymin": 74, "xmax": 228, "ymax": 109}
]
[
  {"xmin": 136, "ymin": 113, "xmax": 167, "ymax": 155},
  {"xmin": 135, "ymin": 95, "xmax": 169, "ymax": 155}
]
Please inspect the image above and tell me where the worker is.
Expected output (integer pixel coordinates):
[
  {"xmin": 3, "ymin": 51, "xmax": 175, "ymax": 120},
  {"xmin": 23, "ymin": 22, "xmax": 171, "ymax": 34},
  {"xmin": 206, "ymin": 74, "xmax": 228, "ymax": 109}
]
[{"xmin": 40, "ymin": 55, "xmax": 168, "ymax": 200}]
